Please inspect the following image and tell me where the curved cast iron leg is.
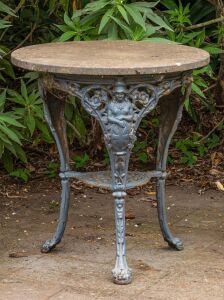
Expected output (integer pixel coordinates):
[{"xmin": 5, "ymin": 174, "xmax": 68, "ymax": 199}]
[
  {"xmin": 39, "ymin": 81, "xmax": 70, "ymax": 253},
  {"xmin": 110, "ymin": 152, "xmax": 132, "ymax": 285},
  {"xmin": 112, "ymin": 191, "xmax": 132, "ymax": 284},
  {"xmin": 156, "ymin": 88, "xmax": 188, "ymax": 251},
  {"xmin": 156, "ymin": 178, "xmax": 183, "ymax": 250}
]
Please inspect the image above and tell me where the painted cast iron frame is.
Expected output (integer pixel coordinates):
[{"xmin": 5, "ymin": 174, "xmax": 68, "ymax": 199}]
[{"xmin": 38, "ymin": 72, "xmax": 192, "ymax": 285}]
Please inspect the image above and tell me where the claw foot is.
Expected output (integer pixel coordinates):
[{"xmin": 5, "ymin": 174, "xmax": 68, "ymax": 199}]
[
  {"xmin": 166, "ymin": 237, "xmax": 184, "ymax": 251},
  {"xmin": 41, "ymin": 239, "xmax": 58, "ymax": 253},
  {"xmin": 112, "ymin": 268, "xmax": 132, "ymax": 285}
]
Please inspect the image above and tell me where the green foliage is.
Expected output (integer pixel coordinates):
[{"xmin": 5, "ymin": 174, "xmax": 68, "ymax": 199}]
[
  {"xmin": 73, "ymin": 152, "xmax": 89, "ymax": 169},
  {"xmin": 162, "ymin": 0, "xmax": 223, "ymax": 120},
  {"xmin": 0, "ymin": 89, "xmax": 26, "ymax": 172},
  {"xmin": 102, "ymin": 147, "xmax": 110, "ymax": 166},
  {"xmin": 133, "ymin": 141, "xmax": 149, "ymax": 163},
  {"xmin": 0, "ymin": 2, "xmax": 15, "ymax": 81},
  {"xmin": 10, "ymin": 168, "xmax": 30, "ymax": 182},
  {"xmin": 56, "ymin": 0, "xmax": 222, "ymax": 113},
  {"xmin": 175, "ymin": 132, "xmax": 221, "ymax": 166},
  {"xmin": 49, "ymin": 200, "xmax": 59, "ymax": 209},
  {"xmin": 56, "ymin": 12, "xmax": 94, "ymax": 41},
  {"xmin": 0, "ymin": 1, "xmax": 15, "ymax": 37},
  {"xmin": 166, "ymin": 0, "xmax": 191, "ymax": 32},
  {"xmin": 65, "ymin": 96, "xmax": 88, "ymax": 145},
  {"xmin": 0, "ymin": 0, "xmax": 223, "ymax": 176},
  {"xmin": 45, "ymin": 161, "xmax": 59, "ymax": 178},
  {"xmin": 57, "ymin": 0, "xmax": 171, "ymax": 41},
  {"xmin": 8, "ymin": 80, "xmax": 44, "ymax": 137}
]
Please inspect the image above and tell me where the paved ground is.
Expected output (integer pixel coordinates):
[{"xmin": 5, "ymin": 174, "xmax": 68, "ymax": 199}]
[{"xmin": 0, "ymin": 182, "xmax": 224, "ymax": 300}]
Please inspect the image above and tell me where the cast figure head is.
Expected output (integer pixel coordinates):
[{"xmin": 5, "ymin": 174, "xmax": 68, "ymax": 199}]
[{"xmin": 113, "ymin": 80, "xmax": 127, "ymax": 103}]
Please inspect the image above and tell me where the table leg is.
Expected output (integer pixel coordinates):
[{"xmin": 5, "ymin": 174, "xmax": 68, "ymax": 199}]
[
  {"xmin": 39, "ymin": 81, "xmax": 70, "ymax": 253},
  {"xmin": 156, "ymin": 88, "xmax": 187, "ymax": 250},
  {"xmin": 109, "ymin": 151, "xmax": 132, "ymax": 284}
]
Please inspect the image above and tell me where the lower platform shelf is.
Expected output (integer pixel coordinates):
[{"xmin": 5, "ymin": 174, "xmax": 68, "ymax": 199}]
[{"xmin": 60, "ymin": 170, "xmax": 165, "ymax": 190}]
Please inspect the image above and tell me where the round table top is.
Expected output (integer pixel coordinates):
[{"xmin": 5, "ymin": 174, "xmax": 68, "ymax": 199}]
[{"xmin": 11, "ymin": 41, "xmax": 210, "ymax": 76}]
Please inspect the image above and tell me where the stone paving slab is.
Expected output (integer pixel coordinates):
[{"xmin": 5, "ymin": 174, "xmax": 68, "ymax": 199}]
[{"xmin": 0, "ymin": 184, "xmax": 224, "ymax": 299}]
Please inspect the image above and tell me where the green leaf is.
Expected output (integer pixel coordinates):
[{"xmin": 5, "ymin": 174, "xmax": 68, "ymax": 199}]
[
  {"xmin": 110, "ymin": 16, "xmax": 132, "ymax": 35},
  {"xmin": 26, "ymin": 114, "xmax": 36, "ymax": 136},
  {"xmin": 0, "ymin": 1, "xmax": 16, "ymax": 16},
  {"xmin": 203, "ymin": 46, "xmax": 224, "ymax": 55},
  {"xmin": 0, "ymin": 131, "xmax": 12, "ymax": 145},
  {"xmin": 0, "ymin": 114, "xmax": 24, "ymax": 128},
  {"xmin": 4, "ymin": 142, "xmax": 17, "ymax": 157},
  {"xmin": 192, "ymin": 82, "xmax": 206, "ymax": 99},
  {"xmin": 0, "ymin": 59, "xmax": 15, "ymax": 79},
  {"xmin": 64, "ymin": 13, "xmax": 75, "ymax": 29},
  {"xmin": 117, "ymin": 5, "xmax": 129, "ymax": 24},
  {"xmin": 132, "ymin": 1, "xmax": 160, "ymax": 9},
  {"xmin": 0, "ymin": 141, "xmax": 4, "ymax": 158},
  {"xmin": 10, "ymin": 169, "xmax": 30, "ymax": 183},
  {"xmin": 0, "ymin": 20, "xmax": 11, "ymax": 29},
  {"xmin": 2, "ymin": 151, "xmax": 13, "ymax": 173},
  {"xmin": 59, "ymin": 31, "xmax": 76, "ymax": 42},
  {"xmin": 98, "ymin": 8, "xmax": 113, "ymax": 34},
  {"xmin": 85, "ymin": 0, "xmax": 109, "ymax": 13},
  {"xmin": 0, "ymin": 124, "xmax": 22, "ymax": 145},
  {"xmin": 64, "ymin": 102, "xmax": 73, "ymax": 121},
  {"xmin": 73, "ymin": 153, "xmax": 89, "ymax": 169},
  {"xmin": 23, "ymin": 72, "xmax": 39, "ymax": 84},
  {"xmin": 138, "ymin": 152, "xmax": 148, "ymax": 163},
  {"xmin": 55, "ymin": 24, "xmax": 70, "ymax": 33},
  {"xmin": 145, "ymin": 25, "xmax": 158, "ymax": 36},
  {"xmin": 73, "ymin": 114, "xmax": 87, "ymax": 142},
  {"xmin": 21, "ymin": 80, "xmax": 28, "ymax": 101},
  {"xmin": 36, "ymin": 125, "xmax": 52, "ymax": 144},
  {"xmin": 12, "ymin": 128, "xmax": 23, "ymax": 141},
  {"xmin": 160, "ymin": 0, "xmax": 178, "ymax": 10},
  {"xmin": 124, "ymin": 4, "xmax": 146, "ymax": 31},
  {"xmin": 13, "ymin": 144, "xmax": 27, "ymax": 163},
  {"xmin": 181, "ymin": 31, "xmax": 204, "ymax": 44},
  {"xmin": 7, "ymin": 90, "xmax": 25, "ymax": 104},
  {"xmin": 144, "ymin": 37, "xmax": 177, "ymax": 43},
  {"xmin": 108, "ymin": 22, "xmax": 118, "ymax": 40},
  {"xmin": 130, "ymin": 25, "xmax": 145, "ymax": 41},
  {"xmin": 146, "ymin": 9, "xmax": 173, "ymax": 31},
  {"xmin": 0, "ymin": 89, "xmax": 6, "ymax": 112}
]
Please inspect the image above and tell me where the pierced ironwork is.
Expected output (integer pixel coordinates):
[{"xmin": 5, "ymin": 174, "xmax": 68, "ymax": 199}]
[{"xmin": 40, "ymin": 72, "xmax": 192, "ymax": 284}]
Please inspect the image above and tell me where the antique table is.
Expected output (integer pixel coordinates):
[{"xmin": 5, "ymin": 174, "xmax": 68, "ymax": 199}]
[{"xmin": 11, "ymin": 41, "xmax": 209, "ymax": 285}]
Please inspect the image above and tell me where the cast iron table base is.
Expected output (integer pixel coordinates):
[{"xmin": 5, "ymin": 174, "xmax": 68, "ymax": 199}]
[{"xmin": 39, "ymin": 73, "xmax": 192, "ymax": 284}]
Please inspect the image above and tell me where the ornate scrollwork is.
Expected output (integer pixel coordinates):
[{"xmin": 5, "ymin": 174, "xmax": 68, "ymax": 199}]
[{"xmin": 47, "ymin": 73, "xmax": 192, "ymax": 190}]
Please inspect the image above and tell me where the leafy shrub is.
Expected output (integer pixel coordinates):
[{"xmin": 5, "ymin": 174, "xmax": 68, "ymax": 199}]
[{"xmin": 0, "ymin": 0, "xmax": 223, "ymax": 176}]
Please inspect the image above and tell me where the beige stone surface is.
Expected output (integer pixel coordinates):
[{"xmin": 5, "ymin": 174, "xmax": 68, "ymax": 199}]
[
  {"xmin": 0, "ymin": 182, "xmax": 224, "ymax": 300},
  {"xmin": 11, "ymin": 41, "xmax": 210, "ymax": 75}
]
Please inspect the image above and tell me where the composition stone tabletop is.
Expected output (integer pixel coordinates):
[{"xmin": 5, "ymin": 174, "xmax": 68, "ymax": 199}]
[{"xmin": 11, "ymin": 41, "xmax": 210, "ymax": 285}]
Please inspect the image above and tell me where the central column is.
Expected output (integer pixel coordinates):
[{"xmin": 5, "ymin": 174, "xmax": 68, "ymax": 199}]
[{"xmin": 105, "ymin": 80, "xmax": 134, "ymax": 284}]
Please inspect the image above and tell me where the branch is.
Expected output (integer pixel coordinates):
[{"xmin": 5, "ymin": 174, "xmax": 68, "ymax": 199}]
[
  {"xmin": 11, "ymin": 23, "xmax": 37, "ymax": 52},
  {"xmin": 3, "ymin": 0, "xmax": 26, "ymax": 21},
  {"xmin": 200, "ymin": 116, "xmax": 224, "ymax": 143},
  {"xmin": 185, "ymin": 16, "xmax": 224, "ymax": 31}
]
